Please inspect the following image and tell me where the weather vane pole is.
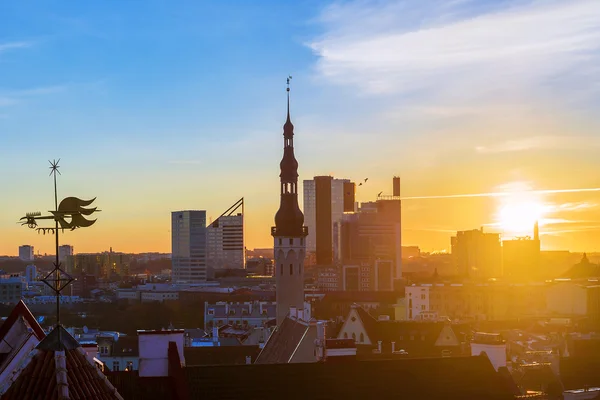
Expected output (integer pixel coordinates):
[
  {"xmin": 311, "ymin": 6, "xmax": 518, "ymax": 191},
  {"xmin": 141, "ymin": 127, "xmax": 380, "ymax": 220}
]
[{"xmin": 19, "ymin": 159, "xmax": 100, "ymax": 346}]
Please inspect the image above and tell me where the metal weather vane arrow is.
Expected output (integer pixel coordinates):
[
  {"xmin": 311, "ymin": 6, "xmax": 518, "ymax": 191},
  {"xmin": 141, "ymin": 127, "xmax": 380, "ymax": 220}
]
[{"xmin": 17, "ymin": 159, "xmax": 101, "ymax": 337}]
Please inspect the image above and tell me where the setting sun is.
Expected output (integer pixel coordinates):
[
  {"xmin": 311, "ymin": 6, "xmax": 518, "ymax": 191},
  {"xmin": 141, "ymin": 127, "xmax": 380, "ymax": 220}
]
[{"xmin": 497, "ymin": 200, "xmax": 546, "ymax": 237}]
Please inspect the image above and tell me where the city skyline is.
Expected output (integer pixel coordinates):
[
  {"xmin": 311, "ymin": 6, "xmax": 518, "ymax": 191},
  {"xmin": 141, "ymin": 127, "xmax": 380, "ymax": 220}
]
[{"xmin": 2, "ymin": 0, "xmax": 600, "ymax": 255}]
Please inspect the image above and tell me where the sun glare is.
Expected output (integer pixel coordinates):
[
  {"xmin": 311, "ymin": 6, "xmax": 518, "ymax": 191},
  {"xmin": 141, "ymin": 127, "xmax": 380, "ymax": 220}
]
[{"xmin": 497, "ymin": 200, "xmax": 546, "ymax": 237}]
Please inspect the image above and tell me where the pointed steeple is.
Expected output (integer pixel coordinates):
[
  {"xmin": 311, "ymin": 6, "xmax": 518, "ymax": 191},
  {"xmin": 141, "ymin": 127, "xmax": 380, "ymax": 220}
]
[
  {"xmin": 284, "ymin": 76, "xmax": 294, "ymax": 139},
  {"xmin": 274, "ymin": 76, "xmax": 306, "ymax": 238}
]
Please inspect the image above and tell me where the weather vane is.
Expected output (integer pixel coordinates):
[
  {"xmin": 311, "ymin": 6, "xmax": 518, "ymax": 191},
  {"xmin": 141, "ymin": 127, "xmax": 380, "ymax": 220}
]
[
  {"xmin": 18, "ymin": 159, "xmax": 100, "ymax": 336},
  {"xmin": 287, "ymin": 75, "xmax": 292, "ymax": 91}
]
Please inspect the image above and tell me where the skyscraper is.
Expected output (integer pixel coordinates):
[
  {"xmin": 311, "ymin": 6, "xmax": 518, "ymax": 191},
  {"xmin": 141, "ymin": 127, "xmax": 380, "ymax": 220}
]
[
  {"xmin": 303, "ymin": 176, "xmax": 353, "ymax": 264},
  {"xmin": 18, "ymin": 245, "xmax": 34, "ymax": 262},
  {"xmin": 451, "ymin": 228, "xmax": 502, "ymax": 279},
  {"xmin": 206, "ymin": 198, "xmax": 245, "ymax": 270},
  {"xmin": 272, "ymin": 80, "xmax": 308, "ymax": 325},
  {"xmin": 171, "ymin": 210, "xmax": 207, "ymax": 283}
]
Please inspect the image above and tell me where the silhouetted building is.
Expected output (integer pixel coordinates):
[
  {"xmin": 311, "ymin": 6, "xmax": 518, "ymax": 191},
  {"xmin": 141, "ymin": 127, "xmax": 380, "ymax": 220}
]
[
  {"xmin": 59, "ymin": 244, "xmax": 73, "ymax": 263},
  {"xmin": 337, "ymin": 181, "xmax": 402, "ymax": 279},
  {"xmin": 272, "ymin": 83, "xmax": 308, "ymax": 325},
  {"xmin": 66, "ymin": 250, "xmax": 131, "ymax": 278},
  {"xmin": 207, "ymin": 198, "xmax": 245, "ymax": 270},
  {"xmin": 71, "ymin": 274, "xmax": 98, "ymax": 298},
  {"xmin": 304, "ymin": 176, "xmax": 353, "ymax": 263},
  {"xmin": 18, "ymin": 245, "xmax": 34, "ymax": 262},
  {"xmin": 172, "ymin": 210, "xmax": 207, "ymax": 283},
  {"xmin": 502, "ymin": 222, "xmax": 541, "ymax": 281},
  {"xmin": 451, "ymin": 228, "xmax": 501, "ymax": 279}
]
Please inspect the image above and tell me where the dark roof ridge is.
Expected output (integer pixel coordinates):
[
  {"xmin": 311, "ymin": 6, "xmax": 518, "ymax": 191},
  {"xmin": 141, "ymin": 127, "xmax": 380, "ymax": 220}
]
[{"xmin": 0, "ymin": 300, "xmax": 45, "ymax": 341}]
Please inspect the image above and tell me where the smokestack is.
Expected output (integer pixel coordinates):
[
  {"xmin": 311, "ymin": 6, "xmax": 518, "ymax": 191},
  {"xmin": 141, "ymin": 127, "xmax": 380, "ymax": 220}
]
[
  {"xmin": 534, "ymin": 220, "xmax": 539, "ymax": 241},
  {"xmin": 392, "ymin": 342, "xmax": 396, "ymax": 353},
  {"xmin": 393, "ymin": 177, "xmax": 400, "ymax": 197}
]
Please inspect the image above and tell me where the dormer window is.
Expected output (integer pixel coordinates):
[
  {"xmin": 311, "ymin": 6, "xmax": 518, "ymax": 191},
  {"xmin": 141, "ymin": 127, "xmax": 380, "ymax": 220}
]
[{"xmin": 207, "ymin": 309, "xmax": 215, "ymax": 315}]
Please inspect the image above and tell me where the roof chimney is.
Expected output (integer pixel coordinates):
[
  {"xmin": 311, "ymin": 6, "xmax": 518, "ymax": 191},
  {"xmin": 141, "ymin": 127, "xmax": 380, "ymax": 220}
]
[{"xmin": 138, "ymin": 330, "xmax": 185, "ymax": 377}]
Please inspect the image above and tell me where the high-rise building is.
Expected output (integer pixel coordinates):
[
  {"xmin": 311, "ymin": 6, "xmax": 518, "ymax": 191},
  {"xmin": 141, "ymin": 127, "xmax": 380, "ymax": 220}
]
[
  {"xmin": 451, "ymin": 228, "xmax": 502, "ymax": 279},
  {"xmin": 206, "ymin": 198, "xmax": 245, "ymax": 270},
  {"xmin": 272, "ymin": 81, "xmax": 308, "ymax": 325},
  {"xmin": 58, "ymin": 245, "xmax": 73, "ymax": 263},
  {"xmin": 303, "ymin": 176, "xmax": 353, "ymax": 264},
  {"xmin": 18, "ymin": 245, "xmax": 34, "ymax": 262},
  {"xmin": 25, "ymin": 264, "xmax": 37, "ymax": 283},
  {"xmin": 502, "ymin": 222, "xmax": 541, "ymax": 281},
  {"xmin": 172, "ymin": 210, "xmax": 207, "ymax": 283},
  {"xmin": 336, "ymin": 179, "xmax": 402, "ymax": 279}
]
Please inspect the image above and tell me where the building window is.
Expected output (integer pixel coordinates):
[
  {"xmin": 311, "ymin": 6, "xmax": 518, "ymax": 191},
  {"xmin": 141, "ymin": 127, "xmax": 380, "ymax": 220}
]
[
  {"xmin": 359, "ymin": 333, "xmax": 364, "ymax": 343},
  {"xmin": 421, "ymin": 305, "xmax": 426, "ymax": 311},
  {"xmin": 126, "ymin": 361, "xmax": 134, "ymax": 371},
  {"xmin": 421, "ymin": 294, "xmax": 426, "ymax": 300},
  {"xmin": 99, "ymin": 346, "xmax": 109, "ymax": 355},
  {"xmin": 289, "ymin": 238, "xmax": 293, "ymax": 245},
  {"xmin": 112, "ymin": 361, "xmax": 120, "ymax": 372},
  {"xmin": 207, "ymin": 309, "xmax": 215, "ymax": 315},
  {"xmin": 344, "ymin": 332, "xmax": 348, "ymax": 339},
  {"xmin": 280, "ymin": 264, "xmax": 283, "ymax": 275},
  {"xmin": 289, "ymin": 264, "xmax": 293, "ymax": 275},
  {"xmin": 352, "ymin": 333, "xmax": 356, "ymax": 341}
]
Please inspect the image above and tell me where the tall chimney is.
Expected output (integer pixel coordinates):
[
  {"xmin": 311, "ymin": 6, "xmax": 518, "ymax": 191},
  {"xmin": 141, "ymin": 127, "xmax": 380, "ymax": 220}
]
[
  {"xmin": 378, "ymin": 341, "xmax": 382, "ymax": 353},
  {"xmin": 391, "ymin": 341, "xmax": 396, "ymax": 353},
  {"xmin": 393, "ymin": 177, "xmax": 400, "ymax": 197}
]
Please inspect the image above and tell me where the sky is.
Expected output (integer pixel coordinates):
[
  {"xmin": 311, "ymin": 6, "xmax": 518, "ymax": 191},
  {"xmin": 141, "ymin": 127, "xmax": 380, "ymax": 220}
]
[{"xmin": 1, "ymin": 0, "xmax": 600, "ymax": 256}]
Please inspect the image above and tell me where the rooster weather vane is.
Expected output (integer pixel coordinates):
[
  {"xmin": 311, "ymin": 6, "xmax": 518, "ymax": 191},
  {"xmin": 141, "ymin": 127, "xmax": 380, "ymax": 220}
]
[{"xmin": 18, "ymin": 159, "xmax": 100, "ymax": 333}]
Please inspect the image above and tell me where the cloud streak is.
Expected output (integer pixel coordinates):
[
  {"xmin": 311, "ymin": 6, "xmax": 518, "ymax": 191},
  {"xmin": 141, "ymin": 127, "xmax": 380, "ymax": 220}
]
[
  {"xmin": 401, "ymin": 187, "xmax": 600, "ymax": 201},
  {"xmin": 0, "ymin": 41, "xmax": 32, "ymax": 54}
]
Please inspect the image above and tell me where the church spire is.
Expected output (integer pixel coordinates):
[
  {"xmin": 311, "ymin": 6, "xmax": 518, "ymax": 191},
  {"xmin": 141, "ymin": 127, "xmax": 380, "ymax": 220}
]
[
  {"xmin": 284, "ymin": 76, "xmax": 294, "ymax": 139},
  {"xmin": 273, "ymin": 76, "xmax": 305, "ymax": 238}
]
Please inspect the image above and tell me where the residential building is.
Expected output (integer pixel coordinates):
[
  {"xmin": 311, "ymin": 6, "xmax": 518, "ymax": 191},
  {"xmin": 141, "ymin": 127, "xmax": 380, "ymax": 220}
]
[
  {"xmin": 405, "ymin": 282, "xmax": 547, "ymax": 321},
  {"xmin": 18, "ymin": 245, "xmax": 34, "ymax": 262},
  {"xmin": 316, "ymin": 265, "xmax": 341, "ymax": 291},
  {"xmin": 172, "ymin": 210, "xmax": 208, "ymax": 283},
  {"xmin": 502, "ymin": 222, "xmax": 541, "ymax": 281},
  {"xmin": 303, "ymin": 176, "xmax": 354, "ymax": 263},
  {"xmin": 66, "ymin": 250, "xmax": 131, "ymax": 278},
  {"xmin": 451, "ymin": 228, "xmax": 502, "ymax": 279},
  {"xmin": 70, "ymin": 274, "xmax": 98, "ymax": 298},
  {"xmin": 206, "ymin": 198, "xmax": 245, "ymax": 270},
  {"xmin": 204, "ymin": 301, "xmax": 276, "ymax": 330},
  {"xmin": 546, "ymin": 281, "xmax": 600, "ymax": 326},
  {"xmin": 25, "ymin": 264, "xmax": 37, "ymax": 283},
  {"xmin": 246, "ymin": 257, "xmax": 274, "ymax": 276},
  {"xmin": 272, "ymin": 84, "xmax": 308, "ymax": 325},
  {"xmin": 97, "ymin": 334, "xmax": 139, "ymax": 372},
  {"xmin": 336, "ymin": 304, "xmax": 470, "ymax": 358},
  {"xmin": 0, "ymin": 277, "xmax": 23, "ymax": 304},
  {"xmin": 58, "ymin": 244, "xmax": 74, "ymax": 263},
  {"xmin": 106, "ymin": 321, "xmax": 516, "ymax": 400},
  {"xmin": 341, "ymin": 260, "xmax": 394, "ymax": 291}
]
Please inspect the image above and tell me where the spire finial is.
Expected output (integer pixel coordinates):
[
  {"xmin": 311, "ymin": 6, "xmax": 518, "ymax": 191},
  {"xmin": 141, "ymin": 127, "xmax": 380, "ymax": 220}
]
[{"xmin": 286, "ymin": 75, "xmax": 292, "ymax": 121}]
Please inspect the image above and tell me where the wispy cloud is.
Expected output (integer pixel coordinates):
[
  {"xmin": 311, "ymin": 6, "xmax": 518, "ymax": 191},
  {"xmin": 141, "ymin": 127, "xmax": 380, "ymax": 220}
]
[
  {"xmin": 401, "ymin": 187, "xmax": 600, "ymax": 201},
  {"xmin": 0, "ymin": 41, "xmax": 32, "ymax": 54},
  {"xmin": 308, "ymin": 0, "xmax": 600, "ymax": 107},
  {"xmin": 475, "ymin": 135, "xmax": 600, "ymax": 154}
]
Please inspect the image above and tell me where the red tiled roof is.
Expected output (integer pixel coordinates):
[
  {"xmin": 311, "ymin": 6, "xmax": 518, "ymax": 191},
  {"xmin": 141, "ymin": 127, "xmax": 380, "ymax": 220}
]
[
  {"xmin": 0, "ymin": 300, "xmax": 45, "ymax": 342},
  {"xmin": 2, "ymin": 347, "xmax": 122, "ymax": 400}
]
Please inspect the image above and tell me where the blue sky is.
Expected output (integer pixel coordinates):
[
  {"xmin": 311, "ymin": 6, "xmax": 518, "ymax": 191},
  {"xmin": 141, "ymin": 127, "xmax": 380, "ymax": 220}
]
[{"xmin": 1, "ymin": 0, "xmax": 600, "ymax": 255}]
